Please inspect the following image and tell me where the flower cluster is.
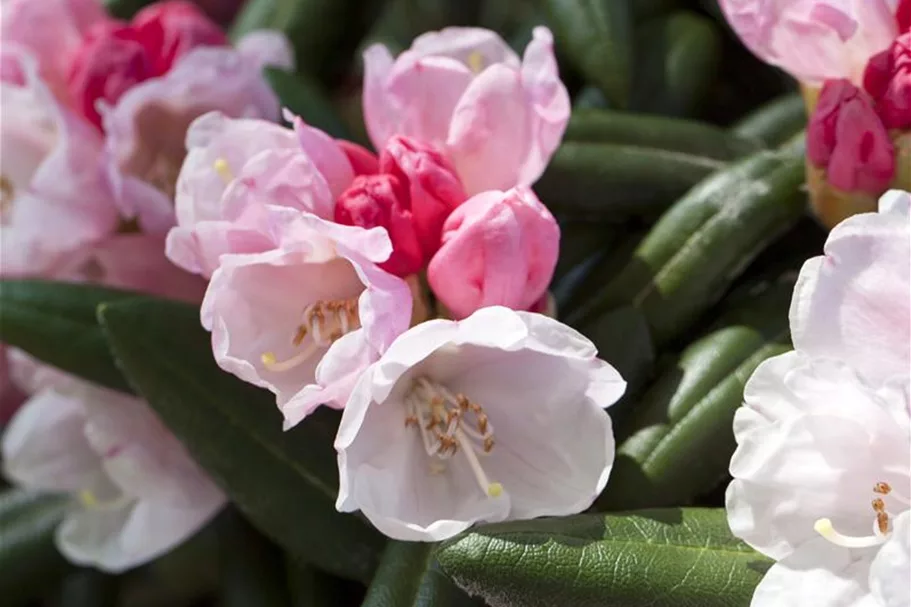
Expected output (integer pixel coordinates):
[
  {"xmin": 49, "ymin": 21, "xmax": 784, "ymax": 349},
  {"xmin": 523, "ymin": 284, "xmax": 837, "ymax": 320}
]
[
  {"xmin": 0, "ymin": 0, "xmax": 292, "ymax": 571},
  {"xmin": 720, "ymin": 0, "xmax": 910, "ymax": 225},
  {"xmin": 727, "ymin": 190, "xmax": 911, "ymax": 606},
  {"xmin": 165, "ymin": 25, "xmax": 626, "ymax": 541}
]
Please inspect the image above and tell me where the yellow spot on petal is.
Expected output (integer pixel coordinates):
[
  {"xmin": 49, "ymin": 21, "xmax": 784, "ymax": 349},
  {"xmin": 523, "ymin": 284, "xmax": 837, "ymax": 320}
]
[
  {"xmin": 213, "ymin": 158, "xmax": 234, "ymax": 184},
  {"xmin": 79, "ymin": 490, "xmax": 98, "ymax": 508},
  {"xmin": 487, "ymin": 482, "xmax": 503, "ymax": 498},
  {"xmin": 467, "ymin": 51, "xmax": 485, "ymax": 74}
]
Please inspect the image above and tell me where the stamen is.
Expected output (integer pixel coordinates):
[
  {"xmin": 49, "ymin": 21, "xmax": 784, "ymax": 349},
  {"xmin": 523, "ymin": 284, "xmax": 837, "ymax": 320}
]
[
  {"xmin": 814, "ymin": 518, "xmax": 889, "ymax": 548},
  {"xmin": 0, "ymin": 175, "xmax": 14, "ymax": 223},
  {"xmin": 213, "ymin": 158, "xmax": 234, "ymax": 184},
  {"xmin": 261, "ymin": 299, "xmax": 359, "ymax": 373},
  {"xmin": 467, "ymin": 51, "xmax": 485, "ymax": 74}
]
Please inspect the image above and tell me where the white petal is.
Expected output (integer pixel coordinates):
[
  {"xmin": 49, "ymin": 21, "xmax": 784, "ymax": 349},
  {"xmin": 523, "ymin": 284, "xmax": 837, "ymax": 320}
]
[
  {"xmin": 870, "ymin": 511, "xmax": 911, "ymax": 607},
  {"xmin": 749, "ymin": 537, "xmax": 878, "ymax": 607},
  {"xmin": 1, "ymin": 389, "xmax": 105, "ymax": 494}
]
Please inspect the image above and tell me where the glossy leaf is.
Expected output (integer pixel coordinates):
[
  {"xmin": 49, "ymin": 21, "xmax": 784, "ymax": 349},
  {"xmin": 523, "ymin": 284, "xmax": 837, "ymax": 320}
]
[
  {"xmin": 0, "ymin": 489, "xmax": 71, "ymax": 607},
  {"xmin": 541, "ymin": 0, "xmax": 634, "ymax": 108},
  {"xmin": 599, "ymin": 277, "xmax": 793, "ymax": 510},
  {"xmin": 0, "ymin": 280, "xmax": 135, "ymax": 394},
  {"xmin": 97, "ymin": 297, "xmax": 384, "ymax": 582},
  {"xmin": 362, "ymin": 542, "xmax": 482, "ymax": 607},
  {"xmin": 217, "ymin": 509, "xmax": 291, "ymax": 607},
  {"xmin": 732, "ymin": 93, "xmax": 807, "ymax": 148},
  {"xmin": 436, "ymin": 508, "xmax": 770, "ymax": 607}
]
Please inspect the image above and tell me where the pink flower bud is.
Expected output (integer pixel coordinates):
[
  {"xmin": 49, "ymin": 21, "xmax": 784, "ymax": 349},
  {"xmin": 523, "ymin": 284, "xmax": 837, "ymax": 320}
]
[
  {"xmin": 66, "ymin": 22, "xmax": 154, "ymax": 129},
  {"xmin": 807, "ymin": 79, "xmax": 895, "ymax": 194},
  {"xmin": 379, "ymin": 136, "xmax": 467, "ymax": 260},
  {"xmin": 863, "ymin": 32, "xmax": 911, "ymax": 129},
  {"xmin": 338, "ymin": 140, "xmax": 380, "ymax": 176},
  {"xmin": 132, "ymin": 0, "xmax": 227, "ymax": 77},
  {"xmin": 334, "ymin": 174, "xmax": 425, "ymax": 277},
  {"xmin": 428, "ymin": 187, "xmax": 559, "ymax": 320}
]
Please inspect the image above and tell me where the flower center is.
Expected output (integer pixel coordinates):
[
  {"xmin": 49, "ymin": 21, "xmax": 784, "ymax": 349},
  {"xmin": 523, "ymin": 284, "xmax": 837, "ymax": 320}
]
[
  {"xmin": 814, "ymin": 481, "xmax": 911, "ymax": 548},
  {"xmin": 405, "ymin": 377, "xmax": 503, "ymax": 498},
  {"xmin": 77, "ymin": 489, "xmax": 132, "ymax": 511},
  {"xmin": 0, "ymin": 174, "xmax": 14, "ymax": 224},
  {"xmin": 261, "ymin": 298, "xmax": 360, "ymax": 372}
]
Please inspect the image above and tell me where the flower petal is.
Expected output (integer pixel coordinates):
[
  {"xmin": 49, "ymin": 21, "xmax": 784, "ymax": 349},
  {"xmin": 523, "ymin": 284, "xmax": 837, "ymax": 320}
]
[
  {"xmin": 870, "ymin": 511, "xmax": 911, "ymax": 607},
  {"xmin": 235, "ymin": 30, "xmax": 295, "ymax": 70}
]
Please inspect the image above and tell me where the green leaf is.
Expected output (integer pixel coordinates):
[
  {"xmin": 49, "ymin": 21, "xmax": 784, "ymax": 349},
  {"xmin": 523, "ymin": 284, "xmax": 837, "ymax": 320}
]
[
  {"xmin": 436, "ymin": 508, "xmax": 770, "ymax": 607},
  {"xmin": 598, "ymin": 277, "xmax": 793, "ymax": 510},
  {"xmin": 217, "ymin": 509, "xmax": 291, "ymax": 607},
  {"xmin": 231, "ymin": 0, "xmax": 385, "ymax": 84},
  {"xmin": 97, "ymin": 297, "xmax": 384, "ymax": 582},
  {"xmin": 102, "ymin": 0, "xmax": 153, "ymax": 19},
  {"xmin": 0, "ymin": 280, "xmax": 134, "ymax": 394},
  {"xmin": 540, "ymin": 0, "xmax": 634, "ymax": 108},
  {"xmin": 0, "ymin": 489, "xmax": 72, "ymax": 606},
  {"xmin": 56, "ymin": 570, "xmax": 119, "ymax": 607},
  {"xmin": 535, "ymin": 142, "xmax": 725, "ymax": 218},
  {"xmin": 286, "ymin": 558, "xmax": 355, "ymax": 607},
  {"xmin": 584, "ymin": 306, "xmax": 655, "ymax": 397},
  {"xmin": 264, "ymin": 68, "xmax": 351, "ymax": 140},
  {"xmin": 630, "ymin": 11, "xmax": 723, "ymax": 117},
  {"xmin": 362, "ymin": 541, "xmax": 482, "ymax": 607},
  {"xmin": 732, "ymin": 93, "xmax": 808, "ymax": 148}
]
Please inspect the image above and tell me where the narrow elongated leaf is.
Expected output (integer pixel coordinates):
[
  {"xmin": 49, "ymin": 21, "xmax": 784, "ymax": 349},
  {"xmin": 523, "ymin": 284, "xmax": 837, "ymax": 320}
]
[
  {"xmin": 599, "ymin": 277, "xmax": 793, "ymax": 510},
  {"xmin": 436, "ymin": 508, "xmax": 770, "ymax": 607},
  {"xmin": 264, "ymin": 68, "xmax": 351, "ymax": 139},
  {"xmin": 362, "ymin": 542, "xmax": 482, "ymax": 607},
  {"xmin": 540, "ymin": 0, "xmax": 634, "ymax": 108},
  {"xmin": 732, "ymin": 93, "xmax": 807, "ymax": 147},
  {"xmin": 0, "ymin": 280, "xmax": 134, "ymax": 393},
  {"xmin": 97, "ymin": 297, "xmax": 384, "ymax": 582},
  {"xmin": 217, "ymin": 509, "xmax": 291, "ymax": 607},
  {"xmin": 0, "ymin": 489, "xmax": 71, "ymax": 606}
]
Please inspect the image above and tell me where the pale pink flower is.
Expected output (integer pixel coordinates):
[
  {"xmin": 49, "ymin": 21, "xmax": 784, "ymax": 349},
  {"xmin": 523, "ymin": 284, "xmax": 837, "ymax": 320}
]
[
  {"xmin": 335, "ymin": 307, "xmax": 625, "ymax": 542},
  {"xmin": 718, "ymin": 0, "xmax": 903, "ymax": 85},
  {"xmin": 428, "ymin": 187, "xmax": 559, "ymax": 320},
  {"xmin": 1, "ymin": 377, "xmax": 225, "ymax": 572},
  {"xmin": 362, "ymin": 26, "xmax": 570, "ymax": 195},
  {"xmin": 201, "ymin": 206, "xmax": 412, "ymax": 419},
  {"xmin": 166, "ymin": 111, "xmax": 354, "ymax": 278},
  {"xmin": 0, "ymin": 0, "xmax": 109, "ymax": 95},
  {"xmin": 103, "ymin": 37, "xmax": 291, "ymax": 233},
  {"xmin": 0, "ymin": 46, "xmax": 120, "ymax": 277},
  {"xmin": 727, "ymin": 192, "xmax": 911, "ymax": 607}
]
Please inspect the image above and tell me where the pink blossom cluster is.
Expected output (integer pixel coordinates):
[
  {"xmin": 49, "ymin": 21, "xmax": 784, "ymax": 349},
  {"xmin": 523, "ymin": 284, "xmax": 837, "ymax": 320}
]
[
  {"xmin": 720, "ymin": 0, "xmax": 910, "ymax": 196},
  {"xmin": 165, "ymin": 26, "xmax": 627, "ymax": 541}
]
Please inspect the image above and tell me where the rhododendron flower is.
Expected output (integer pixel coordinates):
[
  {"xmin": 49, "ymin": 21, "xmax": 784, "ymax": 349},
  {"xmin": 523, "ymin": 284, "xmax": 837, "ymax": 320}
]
[
  {"xmin": 807, "ymin": 79, "xmax": 895, "ymax": 195},
  {"xmin": 363, "ymin": 26, "xmax": 570, "ymax": 195},
  {"xmin": 0, "ymin": 47, "xmax": 119, "ymax": 277},
  {"xmin": 334, "ymin": 135, "xmax": 467, "ymax": 277},
  {"xmin": 201, "ymin": 206, "xmax": 412, "ymax": 419},
  {"xmin": 718, "ymin": 0, "xmax": 903, "ymax": 84},
  {"xmin": 167, "ymin": 111, "xmax": 361, "ymax": 277},
  {"xmin": 1, "ymin": 377, "xmax": 225, "ymax": 572},
  {"xmin": 428, "ymin": 187, "xmax": 559, "ymax": 320},
  {"xmin": 727, "ymin": 191, "xmax": 911, "ymax": 606},
  {"xmin": 335, "ymin": 307, "xmax": 625, "ymax": 541},
  {"xmin": 864, "ymin": 32, "xmax": 911, "ymax": 130}
]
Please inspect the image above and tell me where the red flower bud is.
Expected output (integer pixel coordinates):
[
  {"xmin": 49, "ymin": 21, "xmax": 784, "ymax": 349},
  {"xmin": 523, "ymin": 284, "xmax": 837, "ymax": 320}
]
[
  {"xmin": 66, "ymin": 22, "xmax": 154, "ymax": 129},
  {"xmin": 334, "ymin": 174, "xmax": 425, "ymax": 277},
  {"xmin": 132, "ymin": 0, "xmax": 227, "ymax": 77},
  {"xmin": 338, "ymin": 140, "xmax": 380, "ymax": 176},
  {"xmin": 378, "ymin": 136, "xmax": 467, "ymax": 261},
  {"xmin": 898, "ymin": 0, "xmax": 911, "ymax": 32},
  {"xmin": 863, "ymin": 32, "xmax": 911, "ymax": 130},
  {"xmin": 807, "ymin": 79, "xmax": 895, "ymax": 194}
]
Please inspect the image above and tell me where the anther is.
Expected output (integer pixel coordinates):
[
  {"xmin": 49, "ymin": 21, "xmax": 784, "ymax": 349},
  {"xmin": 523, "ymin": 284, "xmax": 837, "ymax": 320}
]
[
  {"xmin": 877, "ymin": 511, "xmax": 890, "ymax": 535},
  {"xmin": 874, "ymin": 482, "xmax": 892, "ymax": 495},
  {"xmin": 213, "ymin": 158, "xmax": 234, "ymax": 184},
  {"xmin": 872, "ymin": 498, "xmax": 886, "ymax": 513}
]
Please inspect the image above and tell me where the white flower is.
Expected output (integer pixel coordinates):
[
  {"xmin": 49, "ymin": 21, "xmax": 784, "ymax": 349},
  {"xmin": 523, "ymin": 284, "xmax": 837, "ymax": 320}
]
[
  {"xmin": 1, "ymin": 377, "xmax": 225, "ymax": 572},
  {"xmin": 727, "ymin": 191, "xmax": 911, "ymax": 607},
  {"xmin": 334, "ymin": 306, "xmax": 626, "ymax": 542}
]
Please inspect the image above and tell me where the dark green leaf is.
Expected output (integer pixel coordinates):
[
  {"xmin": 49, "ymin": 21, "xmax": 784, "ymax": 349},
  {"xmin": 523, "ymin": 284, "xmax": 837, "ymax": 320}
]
[
  {"xmin": 540, "ymin": 0, "xmax": 634, "ymax": 108},
  {"xmin": 264, "ymin": 68, "xmax": 351, "ymax": 139},
  {"xmin": 436, "ymin": 508, "xmax": 770, "ymax": 607},
  {"xmin": 584, "ymin": 306, "xmax": 655, "ymax": 396},
  {"xmin": 630, "ymin": 11, "xmax": 722, "ymax": 117},
  {"xmin": 98, "ymin": 297, "xmax": 384, "ymax": 582},
  {"xmin": 0, "ymin": 489, "xmax": 71, "ymax": 606},
  {"xmin": 363, "ymin": 541, "xmax": 482, "ymax": 607},
  {"xmin": 57, "ymin": 570, "xmax": 119, "ymax": 607},
  {"xmin": 231, "ymin": 0, "xmax": 385, "ymax": 84},
  {"xmin": 535, "ymin": 142, "xmax": 725, "ymax": 218},
  {"xmin": 731, "ymin": 93, "xmax": 807, "ymax": 148},
  {"xmin": 599, "ymin": 278, "xmax": 793, "ymax": 510},
  {"xmin": 0, "ymin": 280, "xmax": 134, "ymax": 393},
  {"xmin": 217, "ymin": 509, "xmax": 291, "ymax": 607},
  {"xmin": 286, "ymin": 558, "xmax": 357, "ymax": 607},
  {"xmin": 102, "ymin": 0, "xmax": 153, "ymax": 19}
]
